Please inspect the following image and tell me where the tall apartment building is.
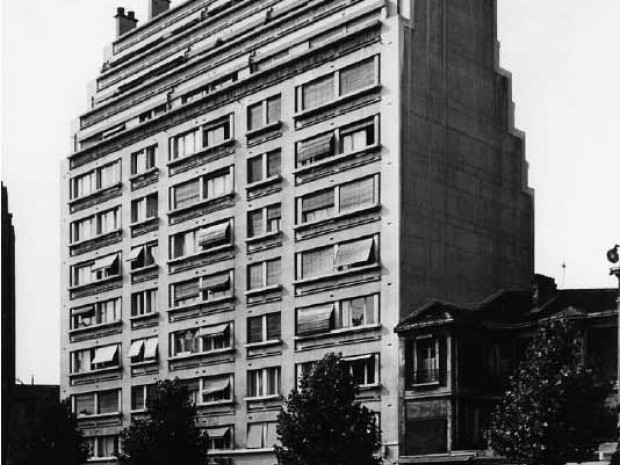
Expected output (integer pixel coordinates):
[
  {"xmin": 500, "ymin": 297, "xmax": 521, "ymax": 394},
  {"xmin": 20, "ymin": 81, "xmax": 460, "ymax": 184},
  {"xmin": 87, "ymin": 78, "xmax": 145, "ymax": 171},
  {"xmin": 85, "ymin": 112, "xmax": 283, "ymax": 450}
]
[{"xmin": 60, "ymin": 1, "xmax": 534, "ymax": 464}]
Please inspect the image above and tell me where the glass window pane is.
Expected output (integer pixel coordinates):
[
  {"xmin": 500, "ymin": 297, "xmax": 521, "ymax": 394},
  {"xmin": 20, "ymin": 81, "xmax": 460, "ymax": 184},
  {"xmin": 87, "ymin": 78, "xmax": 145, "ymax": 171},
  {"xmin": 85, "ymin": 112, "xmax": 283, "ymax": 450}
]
[
  {"xmin": 339, "ymin": 176, "xmax": 376, "ymax": 212},
  {"xmin": 248, "ymin": 210, "xmax": 263, "ymax": 237},
  {"xmin": 247, "ymin": 317, "xmax": 263, "ymax": 344},
  {"xmin": 302, "ymin": 75, "xmax": 334, "ymax": 110},
  {"xmin": 248, "ymin": 263, "xmax": 264, "ymax": 289},
  {"xmin": 301, "ymin": 247, "xmax": 333, "ymax": 278},
  {"xmin": 248, "ymin": 156, "xmax": 264, "ymax": 183},
  {"xmin": 266, "ymin": 151, "xmax": 281, "ymax": 177},
  {"xmin": 339, "ymin": 59, "xmax": 375, "ymax": 96},
  {"xmin": 248, "ymin": 103, "xmax": 263, "ymax": 130},
  {"xmin": 266, "ymin": 96, "xmax": 281, "ymax": 124}
]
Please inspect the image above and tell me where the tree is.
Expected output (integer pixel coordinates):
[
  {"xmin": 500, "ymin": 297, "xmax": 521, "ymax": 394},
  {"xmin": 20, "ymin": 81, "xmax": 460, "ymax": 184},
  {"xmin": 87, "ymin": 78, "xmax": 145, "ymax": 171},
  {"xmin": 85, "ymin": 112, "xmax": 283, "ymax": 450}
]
[
  {"xmin": 7, "ymin": 397, "xmax": 90, "ymax": 465},
  {"xmin": 488, "ymin": 318, "xmax": 615, "ymax": 465},
  {"xmin": 275, "ymin": 352, "xmax": 382, "ymax": 465},
  {"xmin": 117, "ymin": 378, "xmax": 210, "ymax": 465}
]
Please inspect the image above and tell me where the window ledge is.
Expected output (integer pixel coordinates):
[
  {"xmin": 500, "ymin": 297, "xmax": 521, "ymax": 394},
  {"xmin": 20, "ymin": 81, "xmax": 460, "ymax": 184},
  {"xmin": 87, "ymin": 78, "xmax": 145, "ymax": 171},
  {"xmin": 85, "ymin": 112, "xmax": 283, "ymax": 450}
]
[
  {"xmin": 167, "ymin": 243, "xmax": 234, "ymax": 265},
  {"xmin": 358, "ymin": 383, "xmax": 381, "ymax": 391},
  {"xmin": 167, "ymin": 192, "xmax": 234, "ymax": 216},
  {"xmin": 245, "ymin": 174, "xmax": 282, "ymax": 190},
  {"xmin": 130, "ymin": 359, "xmax": 158, "ymax": 368},
  {"xmin": 244, "ymin": 339, "xmax": 282, "ymax": 349},
  {"xmin": 169, "ymin": 347, "xmax": 234, "ymax": 361},
  {"xmin": 129, "ymin": 264, "xmax": 158, "ymax": 275},
  {"xmin": 245, "ymin": 121, "xmax": 282, "ymax": 138},
  {"xmin": 77, "ymin": 411, "xmax": 122, "ymax": 420},
  {"xmin": 294, "ymin": 264, "xmax": 380, "ymax": 286},
  {"xmin": 166, "ymin": 139, "xmax": 235, "ymax": 168},
  {"xmin": 198, "ymin": 399, "xmax": 235, "ymax": 408},
  {"xmin": 69, "ymin": 366, "xmax": 121, "ymax": 377},
  {"xmin": 295, "ymin": 324, "xmax": 382, "ymax": 341},
  {"xmin": 244, "ymin": 284, "xmax": 282, "ymax": 296},
  {"xmin": 129, "ymin": 311, "xmax": 158, "ymax": 321},
  {"xmin": 411, "ymin": 381, "xmax": 441, "ymax": 388},
  {"xmin": 293, "ymin": 143, "xmax": 381, "ymax": 174},
  {"xmin": 70, "ymin": 229, "xmax": 122, "ymax": 248},
  {"xmin": 294, "ymin": 203, "xmax": 381, "ymax": 230},
  {"xmin": 293, "ymin": 84, "xmax": 381, "ymax": 120},
  {"xmin": 244, "ymin": 394, "xmax": 281, "ymax": 402},
  {"xmin": 167, "ymin": 295, "xmax": 235, "ymax": 314},
  {"xmin": 69, "ymin": 320, "xmax": 123, "ymax": 335},
  {"xmin": 69, "ymin": 275, "xmax": 122, "ymax": 292},
  {"xmin": 129, "ymin": 167, "xmax": 158, "ymax": 181},
  {"xmin": 129, "ymin": 216, "xmax": 158, "ymax": 228},
  {"xmin": 245, "ymin": 230, "xmax": 282, "ymax": 244},
  {"xmin": 87, "ymin": 457, "xmax": 118, "ymax": 463},
  {"xmin": 68, "ymin": 182, "xmax": 122, "ymax": 205}
]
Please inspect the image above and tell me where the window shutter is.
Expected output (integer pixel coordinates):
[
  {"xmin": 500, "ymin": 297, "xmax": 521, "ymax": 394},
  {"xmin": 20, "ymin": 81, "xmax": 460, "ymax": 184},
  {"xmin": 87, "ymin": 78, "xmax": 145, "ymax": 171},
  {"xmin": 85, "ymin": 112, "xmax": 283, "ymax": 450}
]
[
  {"xmin": 173, "ymin": 180, "xmax": 200, "ymax": 209},
  {"xmin": 302, "ymin": 75, "xmax": 334, "ymax": 110},
  {"xmin": 297, "ymin": 133, "xmax": 334, "ymax": 163},
  {"xmin": 339, "ymin": 176, "xmax": 375, "ymax": 212},
  {"xmin": 339, "ymin": 59, "xmax": 375, "ymax": 95},
  {"xmin": 266, "ymin": 151, "xmax": 281, "ymax": 177},
  {"xmin": 98, "ymin": 390, "xmax": 119, "ymax": 414},
  {"xmin": 247, "ymin": 317, "xmax": 263, "ymax": 344},
  {"xmin": 301, "ymin": 247, "xmax": 333, "ymax": 278},
  {"xmin": 266, "ymin": 313, "xmax": 281, "ymax": 340},
  {"xmin": 301, "ymin": 190, "xmax": 334, "ymax": 213},
  {"xmin": 75, "ymin": 393, "xmax": 95, "ymax": 415}
]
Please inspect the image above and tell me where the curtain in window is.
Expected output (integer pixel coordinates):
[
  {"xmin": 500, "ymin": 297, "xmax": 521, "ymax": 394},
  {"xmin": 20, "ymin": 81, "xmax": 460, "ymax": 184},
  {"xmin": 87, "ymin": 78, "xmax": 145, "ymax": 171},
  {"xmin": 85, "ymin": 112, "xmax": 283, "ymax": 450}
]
[
  {"xmin": 302, "ymin": 75, "xmax": 334, "ymax": 110},
  {"xmin": 334, "ymin": 238, "xmax": 375, "ymax": 268},
  {"xmin": 248, "ymin": 103, "xmax": 263, "ymax": 130},
  {"xmin": 301, "ymin": 247, "xmax": 333, "ymax": 278},
  {"xmin": 266, "ymin": 151, "xmax": 281, "ymax": 177},
  {"xmin": 266, "ymin": 368, "xmax": 280, "ymax": 395},
  {"xmin": 266, "ymin": 96, "xmax": 281, "ymax": 124},
  {"xmin": 266, "ymin": 260, "xmax": 281, "ymax": 286},
  {"xmin": 97, "ymin": 390, "xmax": 119, "ymax": 414},
  {"xmin": 74, "ymin": 393, "xmax": 95, "ymax": 416},
  {"xmin": 248, "ymin": 210, "xmax": 263, "ymax": 237},
  {"xmin": 339, "ymin": 176, "xmax": 375, "ymax": 212},
  {"xmin": 297, "ymin": 133, "xmax": 334, "ymax": 163},
  {"xmin": 339, "ymin": 59, "xmax": 375, "ymax": 95},
  {"xmin": 247, "ymin": 371, "xmax": 263, "ymax": 398},
  {"xmin": 173, "ymin": 180, "xmax": 200, "ymax": 209},
  {"xmin": 98, "ymin": 436, "xmax": 118, "ymax": 458},
  {"xmin": 297, "ymin": 305, "xmax": 334, "ymax": 335},
  {"xmin": 174, "ymin": 279, "xmax": 200, "ymax": 301},
  {"xmin": 247, "ymin": 317, "xmax": 263, "ymax": 344},
  {"xmin": 248, "ymin": 263, "xmax": 264, "ymax": 289},
  {"xmin": 266, "ymin": 313, "xmax": 281, "ymax": 340}
]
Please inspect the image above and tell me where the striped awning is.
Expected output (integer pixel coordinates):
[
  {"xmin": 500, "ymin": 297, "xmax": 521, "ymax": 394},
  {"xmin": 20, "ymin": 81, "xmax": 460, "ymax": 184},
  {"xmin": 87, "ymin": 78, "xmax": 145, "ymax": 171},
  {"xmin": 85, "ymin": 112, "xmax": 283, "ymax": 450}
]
[
  {"xmin": 197, "ymin": 222, "xmax": 230, "ymax": 248},
  {"xmin": 297, "ymin": 133, "xmax": 333, "ymax": 163},
  {"xmin": 128, "ymin": 340, "xmax": 144, "ymax": 358},
  {"xmin": 335, "ymin": 238, "xmax": 374, "ymax": 268},
  {"xmin": 297, "ymin": 305, "xmax": 334, "ymax": 336}
]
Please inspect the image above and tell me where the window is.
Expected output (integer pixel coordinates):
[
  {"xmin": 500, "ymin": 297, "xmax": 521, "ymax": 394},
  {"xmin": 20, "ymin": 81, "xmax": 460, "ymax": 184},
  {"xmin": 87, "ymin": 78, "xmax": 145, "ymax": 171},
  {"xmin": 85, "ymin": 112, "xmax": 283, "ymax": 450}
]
[
  {"xmin": 200, "ymin": 374, "xmax": 233, "ymax": 404},
  {"xmin": 70, "ymin": 298, "xmax": 121, "ymax": 330},
  {"xmin": 413, "ymin": 336, "xmax": 440, "ymax": 384},
  {"xmin": 131, "ymin": 145, "xmax": 157, "ymax": 175},
  {"xmin": 247, "ymin": 150, "xmax": 281, "ymax": 184},
  {"xmin": 205, "ymin": 426, "xmax": 233, "ymax": 450},
  {"xmin": 296, "ymin": 294, "xmax": 379, "ymax": 336},
  {"xmin": 131, "ymin": 193, "xmax": 158, "ymax": 223},
  {"xmin": 73, "ymin": 389, "xmax": 120, "ymax": 417},
  {"xmin": 203, "ymin": 118, "xmax": 231, "ymax": 147},
  {"xmin": 70, "ymin": 344, "xmax": 120, "ymax": 374},
  {"xmin": 138, "ymin": 104, "xmax": 166, "ymax": 123},
  {"xmin": 71, "ymin": 160, "xmax": 121, "ymax": 199},
  {"xmin": 171, "ymin": 271, "xmax": 233, "ymax": 307},
  {"xmin": 86, "ymin": 435, "xmax": 119, "ymax": 459},
  {"xmin": 170, "ymin": 323, "xmax": 232, "ymax": 357},
  {"xmin": 71, "ymin": 253, "xmax": 121, "ymax": 286},
  {"xmin": 246, "ymin": 422, "xmax": 278, "ymax": 449},
  {"xmin": 171, "ymin": 129, "xmax": 198, "ymax": 160},
  {"xmin": 248, "ymin": 204, "xmax": 281, "ymax": 237},
  {"xmin": 170, "ymin": 220, "xmax": 232, "ymax": 259},
  {"xmin": 297, "ymin": 57, "xmax": 377, "ymax": 111},
  {"xmin": 70, "ymin": 207, "xmax": 121, "ymax": 243},
  {"xmin": 170, "ymin": 168, "xmax": 233, "ymax": 210},
  {"xmin": 128, "ymin": 242, "xmax": 157, "ymax": 270},
  {"xmin": 170, "ymin": 278, "xmax": 200, "ymax": 307},
  {"xmin": 300, "ymin": 189, "xmax": 334, "ymax": 223},
  {"xmin": 131, "ymin": 289, "xmax": 157, "ymax": 317},
  {"xmin": 343, "ymin": 354, "xmax": 378, "ymax": 387},
  {"xmin": 297, "ymin": 236, "xmax": 378, "ymax": 279},
  {"xmin": 247, "ymin": 367, "xmax": 280, "ymax": 398},
  {"xmin": 247, "ymin": 313, "xmax": 281, "ymax": 344},
  {"xmin": 295, "ymin": 361, "xmax": 318, "ymax": 388},
  {"xmin": 247, "ymin": 258, "xmax": 281, "ymax": 290},
  {"xmin": 128, "ymin": 337, "xmax": 159, "ymax": 364},
  {"xmin": 247, "ymin": 95, "xmax": 281, "ymax": 131},
  {"xmin": 131, "ymin": 384, "xmax": 156, "ymax": 411},
  {"xmin": 295, "ymin": 116, "xmax": 378, "ymax": 167}
]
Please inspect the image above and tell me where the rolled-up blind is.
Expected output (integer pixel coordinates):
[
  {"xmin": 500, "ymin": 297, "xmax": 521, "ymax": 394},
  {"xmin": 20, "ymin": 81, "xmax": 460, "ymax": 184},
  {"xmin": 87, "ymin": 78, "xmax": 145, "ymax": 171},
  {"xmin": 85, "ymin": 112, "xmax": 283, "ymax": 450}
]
[
  {"xmin": 173, "ymin": 180, "xmax": 200, "ymax": 209},
  {"xmin": 339, "ymin": 58, "xmax": 375, "ymax": 95},
  {"xmin": 74, "ymin": 393, "xmax": 95, "ymax": 416},
  {"xmin": 301, "ymin": 247, "xmax": 333, "ymax": 278},
  {"xmin": 301, "ymin": 189, "xmax": 334, "ymax": 213},
  {"xmin": 339, "ymin": 176, "xmax": 376, "ymax": 212},
  {"xmin": 97, "ymin": 390, "xmax": 119, "ymax": 414},
  {"xmin": 247, "ymin": 317, "xmax": 263, "ymax": 344},
  {"xmin": 297, "ymin": 133, "xmax": 334, "ymax": 163},
  {"xmin": 174, "ymin": 279, "xmax": 200, "ymax": 300},
  {"xmin": 297, "ymin": 305, "xmax": 334, "ymax": 335},
  {"xmin": 302, "ymin": 75, "xmax": 334, "ymax": 110},
  {"xmin": 266, "ymin": 151, "xmax": 281, "ymax": 177},
  {"xmin": 266, "ymin": 259, "xmax": 281, "ymax": 286},
  {"xmin": 266, "ymin": 313, "xmax": 281, "ymax": 341}
]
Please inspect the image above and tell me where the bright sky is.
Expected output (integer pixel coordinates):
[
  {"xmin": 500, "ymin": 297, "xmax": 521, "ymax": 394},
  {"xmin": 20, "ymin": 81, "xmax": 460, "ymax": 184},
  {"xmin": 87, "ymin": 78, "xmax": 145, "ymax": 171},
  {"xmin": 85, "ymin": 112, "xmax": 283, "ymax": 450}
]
[{"xmin": 1, "ymin": 1, "xmax": 619, "ymax": 385}]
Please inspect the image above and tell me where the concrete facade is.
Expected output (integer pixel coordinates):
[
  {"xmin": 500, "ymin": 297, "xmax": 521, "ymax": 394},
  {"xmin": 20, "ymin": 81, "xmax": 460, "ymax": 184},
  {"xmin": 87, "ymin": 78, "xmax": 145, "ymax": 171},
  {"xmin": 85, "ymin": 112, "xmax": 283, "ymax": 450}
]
[{"xmin": 59, "ymin": 1, "xmax": 532, "ymax": 464}]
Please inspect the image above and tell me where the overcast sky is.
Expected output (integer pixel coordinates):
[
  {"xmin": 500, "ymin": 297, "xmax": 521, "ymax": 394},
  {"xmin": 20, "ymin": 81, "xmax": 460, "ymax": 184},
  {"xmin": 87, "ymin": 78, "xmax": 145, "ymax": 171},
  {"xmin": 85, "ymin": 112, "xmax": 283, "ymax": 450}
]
[{"xmin": 2, "ymin": 1, "xmax": 619, "ymax": 385}]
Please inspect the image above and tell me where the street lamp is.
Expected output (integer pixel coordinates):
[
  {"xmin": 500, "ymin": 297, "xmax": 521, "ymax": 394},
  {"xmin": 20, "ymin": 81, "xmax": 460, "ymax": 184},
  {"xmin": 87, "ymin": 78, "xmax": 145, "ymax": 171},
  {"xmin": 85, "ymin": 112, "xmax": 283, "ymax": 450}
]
[{"xmin": 606, "ymin": 245, "xmax": 620, "ymax": 424}]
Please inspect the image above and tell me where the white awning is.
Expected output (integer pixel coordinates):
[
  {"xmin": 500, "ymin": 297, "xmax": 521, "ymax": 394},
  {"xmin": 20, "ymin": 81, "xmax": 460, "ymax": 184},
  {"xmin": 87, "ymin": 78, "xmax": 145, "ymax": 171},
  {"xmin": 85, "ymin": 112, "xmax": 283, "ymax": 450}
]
[
  {"xmin": 206, "ymin": 426, "xmax": 231, "ymax": 439},
  {"xmin": 201, "ymin": 378, "xmax": 230, "ymax": 397},
  {"xmin": 334, "ymin": 238, "xmax": 374, "ymax": 268},
  {"xmin": 196, "ymin": 323, "xmax": 229, "ymax": 338},
  {"xmin": 128, "ymin": 340, "xmax": 144, "ymax": 358},
  {"xmin": 197, "ymin": 222, "xmax": 229, "ymax": 248},
  {"xmin": 92, "ymin": 345, "xmax": 118, "ymax": 364},
  {"xmin": 92, "ymin": 254, "xmax": 119, "ymax": 271},
  {"xmin": 126, "ymin": 246, "xmax": 144, "ymax": 262},
  {"xmin": 143, "ymin": 338, "xmax": 158, "ymax": 359}
]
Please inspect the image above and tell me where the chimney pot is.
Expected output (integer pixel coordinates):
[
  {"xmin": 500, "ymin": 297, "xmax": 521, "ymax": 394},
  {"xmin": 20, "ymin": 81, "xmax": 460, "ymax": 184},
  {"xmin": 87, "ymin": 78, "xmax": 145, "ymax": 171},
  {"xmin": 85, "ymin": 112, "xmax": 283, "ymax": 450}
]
[
  {"xmin": 127, "ymin": 10, "xmax": 136, "ymax": 19},
  {"xmin": 115, "ymin": 7, "xmax": 138, "ymax": 37},
  {"xmin": 149, "ymin": 0, "xmax": 171, "ymax": 19},
  {"xmin": 115, "ymin": 7, "xmax": 125, "ymax": 16}
]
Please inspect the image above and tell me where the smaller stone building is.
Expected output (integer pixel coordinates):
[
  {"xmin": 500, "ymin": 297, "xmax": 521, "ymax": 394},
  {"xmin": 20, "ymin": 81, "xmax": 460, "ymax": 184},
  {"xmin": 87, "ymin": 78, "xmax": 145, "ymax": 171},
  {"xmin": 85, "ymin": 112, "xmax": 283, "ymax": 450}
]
[{"xmin": 395, "ymin": 275, "xmax": 619, "ymax": 464}]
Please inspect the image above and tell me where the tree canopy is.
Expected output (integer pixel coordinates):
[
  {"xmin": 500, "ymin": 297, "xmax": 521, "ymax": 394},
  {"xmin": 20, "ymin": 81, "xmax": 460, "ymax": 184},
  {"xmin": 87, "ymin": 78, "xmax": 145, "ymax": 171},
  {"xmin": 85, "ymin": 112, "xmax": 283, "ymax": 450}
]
[
  {"xmin": 117, "ymin": 378, "xmax": 210, "ymax": 465},
  {"xmin": 275, "ymin": 352, "xmax": 382, "ymax": 465},
  {"xmin": 488, "ymin": 318, "xmax": 615, "ymax": 465}
]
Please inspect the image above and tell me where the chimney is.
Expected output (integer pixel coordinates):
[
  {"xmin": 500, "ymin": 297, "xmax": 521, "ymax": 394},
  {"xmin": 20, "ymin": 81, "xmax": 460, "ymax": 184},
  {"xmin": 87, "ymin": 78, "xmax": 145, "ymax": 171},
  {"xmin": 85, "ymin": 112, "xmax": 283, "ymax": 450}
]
[
  {"xmin": 532, "ymin": 274, "xmax": 558, "ymax": 306},
  {"xmin": 149, "ymin": 0, "xmax": 171, "ymax": 19},
  {"xmin": 115, "ymin": 7, "xmax": 138, "ymax": 37}
]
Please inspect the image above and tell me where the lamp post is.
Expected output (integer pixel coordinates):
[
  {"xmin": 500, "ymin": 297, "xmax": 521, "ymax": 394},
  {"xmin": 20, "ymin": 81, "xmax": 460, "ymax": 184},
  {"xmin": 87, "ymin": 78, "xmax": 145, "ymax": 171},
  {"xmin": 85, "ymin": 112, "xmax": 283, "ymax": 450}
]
[{"xmin": 606, "ymin": 245, "xmax": 620, "ymax": 424}]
